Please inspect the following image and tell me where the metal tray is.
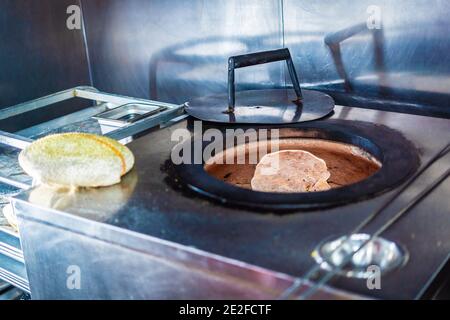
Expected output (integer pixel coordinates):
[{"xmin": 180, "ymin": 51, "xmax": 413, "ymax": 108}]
[{"xmin": 93, "ymin": 103, "xmax": 167, "ymax": 126}]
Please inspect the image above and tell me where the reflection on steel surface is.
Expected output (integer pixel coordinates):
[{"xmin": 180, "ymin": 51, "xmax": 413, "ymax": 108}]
[
  {"xmin": 312, "ymin": 234, "xmax": 407, "ymax": 279},
  {"xmin": 0, "ymin": 0, "xmax": 92, "ymax": 131},
  {"xmin": 27, "ymin": 170, "xmax": 138, "ymax": 222},
  {"xmin": 80, "ymin": 0, "xmax": 450, "ymax": 117}
]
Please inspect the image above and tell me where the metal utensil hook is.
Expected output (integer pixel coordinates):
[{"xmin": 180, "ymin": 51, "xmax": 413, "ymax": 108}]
[{"xmin": 226, "ymin": 48, "xmax": 303, "ymax": 113}]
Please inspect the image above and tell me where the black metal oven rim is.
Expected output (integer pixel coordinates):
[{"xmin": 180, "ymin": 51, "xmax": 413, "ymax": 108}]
[{"xmin": 172, "ymin": 119, "xmax": 420, "ymax": 212}]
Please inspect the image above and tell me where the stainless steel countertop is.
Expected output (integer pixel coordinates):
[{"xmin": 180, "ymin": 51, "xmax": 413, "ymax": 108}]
[{"xmin": 13, "ymin": 105, "xmax": 450, "ymax": 299}]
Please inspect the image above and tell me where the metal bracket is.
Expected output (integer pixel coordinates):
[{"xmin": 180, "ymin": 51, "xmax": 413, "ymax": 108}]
[{"xmin": 227, "ymin": 48, "xmax": 302, "ymax": 113}]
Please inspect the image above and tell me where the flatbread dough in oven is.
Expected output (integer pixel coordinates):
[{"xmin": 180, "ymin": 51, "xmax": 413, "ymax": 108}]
[{"xmin": 251, "ymin": 150, "xmax": 331, "ymax": 193}]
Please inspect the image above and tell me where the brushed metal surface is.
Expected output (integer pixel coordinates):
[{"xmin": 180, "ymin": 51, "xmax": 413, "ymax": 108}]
[
  {"xmin": 283, "ymin": 0, "xmax": 450, "ymax": 116},
  {"xmin": 0, "ymin": 0, "xmax": 92, "ymax": 132},
  {"xmin": 80, "ymin": 0, "xmax": 450, "ymax": 117},
  {"xmin": 1, "ymin": 0, "xmax": 450, "ymax": 299},
  {"xmin": 1, "ymin": 0, "xmax": 449, "ymax": 128},
  {"xmin": 12, "ymin": 106, "xmax": 450, "ymax": 299},
  {"xmin": 14, "ymin": 200, "xmax": 358, "ymax": 299},
  {"xmin": 81, "ymin": 0, "xmax": 284, "ymax": 104},
  {"xmin": 0, "ymin": 254, "xmax": 29, "ymax": 293}
]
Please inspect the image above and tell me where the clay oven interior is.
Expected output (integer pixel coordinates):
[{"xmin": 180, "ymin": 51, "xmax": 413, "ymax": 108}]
[{"xmin": 204, "ymin": 138, "xmax": 382, "ymax": 191}]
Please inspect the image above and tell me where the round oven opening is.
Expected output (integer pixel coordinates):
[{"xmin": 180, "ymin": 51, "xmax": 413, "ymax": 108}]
[
  {"xmin": 173, "ymin": 120, "xmax": 419, "ymax": 211},
  {"xmin": 204, "ymin": 138, "xmax": 382, "ymax": 191}
]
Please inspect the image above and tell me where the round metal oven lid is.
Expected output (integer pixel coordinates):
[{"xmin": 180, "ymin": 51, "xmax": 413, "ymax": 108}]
[
  {"xmin": 172, "ymin": 120, "xmax": 420, "ymax": 212},
  {"xmin": 186, "ymin": 88, "xmax": 335, "ymax": 124},
  {"xmin": 185, "ymin": 48, "xmax": 335, "ymax": 124}
]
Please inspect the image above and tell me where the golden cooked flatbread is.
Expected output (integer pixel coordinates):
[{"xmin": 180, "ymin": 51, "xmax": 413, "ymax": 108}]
[
  {"xmin": 19, "ymin": 133, "xmax": 134, "ymax": 187},
  {"xmin": 251, "ymin": 150, "xmax": 331, "ymax": 193},
  {"xmin": 2, "ymin": 204, "xmax": 17, "ymax": 232}
]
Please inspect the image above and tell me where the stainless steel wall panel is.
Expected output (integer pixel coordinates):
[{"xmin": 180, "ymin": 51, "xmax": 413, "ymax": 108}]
[
  {"xmin": 283, "ymin": 0, "xmax": 450, "ymax": 115},
  {"xmin": 1, "ymin": 0, "xmax": 449, "ymax": 126},
  {"xmin": 81, "ymin": 0, "xmax": 450, "ymax": 116},
  {"xmin": 0, "ymin": 0, "xmax": 92, "ymax": 131},
  {"xmin": 81, "ymin": 0, "xmax": 284, "ymax": 104}
]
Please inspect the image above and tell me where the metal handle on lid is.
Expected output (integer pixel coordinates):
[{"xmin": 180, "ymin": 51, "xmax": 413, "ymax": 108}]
[{"xmin": 227, "ymin": 48, "xmax": 303, "ymax": 113}]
